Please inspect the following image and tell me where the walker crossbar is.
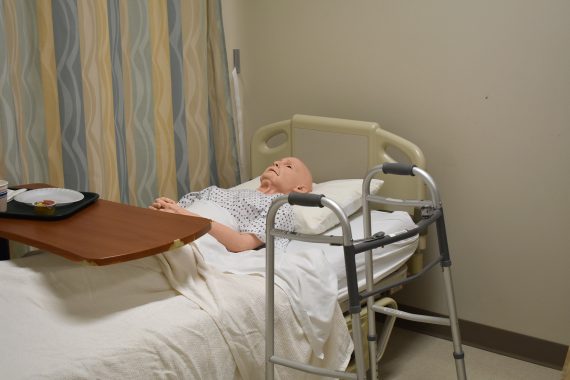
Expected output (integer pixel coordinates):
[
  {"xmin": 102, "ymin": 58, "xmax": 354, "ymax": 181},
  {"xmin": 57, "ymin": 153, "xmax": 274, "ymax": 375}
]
[
  {"xmin": 367, "ymin": 195, "xmax": 433, "ymax": 209},
  {"xmin": 360, "ymin": 255, "xmax": 442, "ymax": 300},
  {"xmin": 352, "ymin": 210, "xmax": 440, "ymax": 254},
  {"xmin": 372, "ymin": 305, "xmax": 451, "ymax": 326},
  {"xmin": 265, "ymin": 163, "xmax": 467, "ymax": 380},
  {"xmin": 269, "ymin": 206, "xmax": 438, "ymax": 249}
]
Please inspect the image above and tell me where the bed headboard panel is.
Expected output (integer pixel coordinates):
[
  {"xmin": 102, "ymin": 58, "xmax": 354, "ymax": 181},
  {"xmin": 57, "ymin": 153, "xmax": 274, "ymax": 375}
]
[{"xmin": 251, "ymin": 114, "xmax": 426, "ymax": 207}]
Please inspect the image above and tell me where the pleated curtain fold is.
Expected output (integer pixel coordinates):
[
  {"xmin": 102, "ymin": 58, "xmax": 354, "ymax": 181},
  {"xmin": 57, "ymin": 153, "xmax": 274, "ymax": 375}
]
[{"xmin": 0, "ymin": 0, "xmax": 239, "ymax": 207}]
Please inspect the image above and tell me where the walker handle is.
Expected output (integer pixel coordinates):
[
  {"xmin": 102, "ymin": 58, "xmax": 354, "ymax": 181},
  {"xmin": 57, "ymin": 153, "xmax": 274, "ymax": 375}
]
[
  {"xmin": 288, "ymin": 192, "xmax": 324, "ymax": 207},
  {"xmin": 382, "ymin": 163, "xmax": 416, "ymax": 176}
]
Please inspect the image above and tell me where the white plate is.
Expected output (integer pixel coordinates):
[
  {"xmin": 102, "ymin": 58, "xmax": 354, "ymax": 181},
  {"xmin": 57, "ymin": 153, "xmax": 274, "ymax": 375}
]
[{"xmin": 14, "ymin": 188, "xmax": 84, "ymax": 206}]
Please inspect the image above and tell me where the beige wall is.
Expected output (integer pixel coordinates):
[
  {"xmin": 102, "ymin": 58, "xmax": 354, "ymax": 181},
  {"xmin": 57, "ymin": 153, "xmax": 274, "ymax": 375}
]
[{"xmin": 223, "ymin": 0, "xmax": 570, "ymax": 345}]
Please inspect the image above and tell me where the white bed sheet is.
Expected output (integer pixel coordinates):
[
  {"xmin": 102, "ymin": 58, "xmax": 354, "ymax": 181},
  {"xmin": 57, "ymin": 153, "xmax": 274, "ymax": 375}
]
[
  {"xmin": 0, "ymin": 245, "xmax": 352, "ymax": 379},
  {"xmin": 287, "ymin": 210, "xmax": 419, "ymax": 302}
]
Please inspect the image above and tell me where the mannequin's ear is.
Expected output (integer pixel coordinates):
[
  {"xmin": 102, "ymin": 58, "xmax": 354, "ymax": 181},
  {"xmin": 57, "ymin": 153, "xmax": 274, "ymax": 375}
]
[{"xmin": 294, "ymin": 184, "xmax": 310, "ymax": 193}]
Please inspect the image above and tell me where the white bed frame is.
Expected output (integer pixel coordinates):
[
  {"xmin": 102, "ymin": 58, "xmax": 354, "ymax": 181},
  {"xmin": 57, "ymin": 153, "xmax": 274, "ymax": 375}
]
[{"xmin": 251, "ymin": 114, "xmax": 427, "ymax": 275}]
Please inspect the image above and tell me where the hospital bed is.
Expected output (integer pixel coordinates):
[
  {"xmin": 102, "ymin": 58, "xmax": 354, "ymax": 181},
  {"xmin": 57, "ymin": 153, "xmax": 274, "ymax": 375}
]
[
  {"xmin": 254, "ymin": 115, "xmax": 466, "ymax": 379},
  {"xmin": 250, "ymin": 118, "xmax": 424, "ymax": 299},
  {"xmin": 0, "ymin": 114, "xmax": 435, "ymax": 379}
]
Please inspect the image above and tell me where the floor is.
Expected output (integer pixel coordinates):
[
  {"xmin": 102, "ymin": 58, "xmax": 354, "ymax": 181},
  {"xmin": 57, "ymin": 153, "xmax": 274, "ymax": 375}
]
[{"xmin": 378, "ymin": 327, "xmax": 563, "ymax": 380}]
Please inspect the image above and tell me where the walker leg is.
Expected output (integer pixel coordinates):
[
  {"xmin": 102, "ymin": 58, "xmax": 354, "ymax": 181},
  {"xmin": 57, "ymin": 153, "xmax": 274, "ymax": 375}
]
[
  {"xmin": 442, "ymin": 266, "xmax": 467, "ymax": 380},
  {"xmin": 372, "ymin": 297, "xmax": 398, "ymax": 380},
  {"xmin": 351, "ymin": 312, "xmax": 367, "ymax": 380},
  {"xmin": 435, "ymin": 209, "xmax": 467, "ymax": 379},
  {"xmin": 367, "ymin": 297, "xmax": 378, "ymax": 380}
]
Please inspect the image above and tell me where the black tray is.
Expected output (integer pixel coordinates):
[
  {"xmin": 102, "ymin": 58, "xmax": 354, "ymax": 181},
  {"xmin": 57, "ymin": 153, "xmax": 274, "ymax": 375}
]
[{"xmin": 0, "ymin": 191, "xmax": 99, "ymax": 220}]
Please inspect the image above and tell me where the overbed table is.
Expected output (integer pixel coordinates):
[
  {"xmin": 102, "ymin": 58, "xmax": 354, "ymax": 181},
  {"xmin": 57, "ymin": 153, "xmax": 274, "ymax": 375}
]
[{"xmin": 0, "ymin": 184, "xmax": 211, "ymax": 265}]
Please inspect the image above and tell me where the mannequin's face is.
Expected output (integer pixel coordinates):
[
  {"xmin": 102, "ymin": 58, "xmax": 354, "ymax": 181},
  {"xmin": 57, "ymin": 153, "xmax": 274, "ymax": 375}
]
[{"xmin": 258, "ymin": 157, "xmax": 313, "ymax": 194}]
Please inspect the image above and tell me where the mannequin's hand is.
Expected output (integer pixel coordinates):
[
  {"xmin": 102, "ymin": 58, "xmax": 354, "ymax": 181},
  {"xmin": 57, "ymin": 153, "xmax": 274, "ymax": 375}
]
[{"xmin": 149, "ymin": 197, "xmax": 197, "ymax": 216}]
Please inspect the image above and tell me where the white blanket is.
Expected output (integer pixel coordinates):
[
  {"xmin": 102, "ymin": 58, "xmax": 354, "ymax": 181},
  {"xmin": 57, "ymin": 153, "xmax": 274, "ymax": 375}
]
[
  {"xmin": 194, "ymin": 234, "xmax": 338, "ymax": 359},
  {"xmin": 158, "ymin": 243, "xmax": 350, "ymax": 379},
  {"xmin": 185, "ymin": 199, "xmax": 340, "ymax": 359},
  {"xmin": 0, "ymin": 247, "xmax": 352, "ymax": 379}
]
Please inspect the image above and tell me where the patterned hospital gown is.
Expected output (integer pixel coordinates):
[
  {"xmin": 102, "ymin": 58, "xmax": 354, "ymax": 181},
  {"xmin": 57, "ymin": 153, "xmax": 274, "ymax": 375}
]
[{"xmin": 178, "ymin": 186, "xmax": 294, "ymax": 250}]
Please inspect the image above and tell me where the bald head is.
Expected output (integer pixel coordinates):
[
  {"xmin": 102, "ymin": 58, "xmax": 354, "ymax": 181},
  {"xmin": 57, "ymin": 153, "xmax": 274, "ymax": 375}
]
[{"xmin": 257, "ymin": 157, "xmax": 313, "ymax": 195}]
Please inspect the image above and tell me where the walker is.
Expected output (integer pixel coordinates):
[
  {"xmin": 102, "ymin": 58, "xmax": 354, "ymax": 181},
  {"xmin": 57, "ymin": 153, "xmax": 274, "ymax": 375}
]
[{"xmin": 265, "ymin": 163, "xmax": 467, "ymax": 380}]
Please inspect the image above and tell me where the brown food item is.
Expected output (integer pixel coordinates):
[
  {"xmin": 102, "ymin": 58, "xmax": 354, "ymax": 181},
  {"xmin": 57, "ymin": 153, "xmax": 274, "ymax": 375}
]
[{"xmin": 34, "ymin": 199, "xmax": 56, "ymax": 215}]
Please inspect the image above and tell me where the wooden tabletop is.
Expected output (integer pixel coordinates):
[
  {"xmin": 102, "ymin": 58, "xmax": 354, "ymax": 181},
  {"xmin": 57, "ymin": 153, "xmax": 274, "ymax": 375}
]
[{"xmin": 0, "ymin": 186, "xmax": 211, "ymax": 265}]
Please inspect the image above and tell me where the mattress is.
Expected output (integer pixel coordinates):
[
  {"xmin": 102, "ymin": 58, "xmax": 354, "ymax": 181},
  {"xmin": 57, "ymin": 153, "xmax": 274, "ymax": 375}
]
[{"xmin": 286, "ymin": 210, "xmax": 418, "ymax": 303}]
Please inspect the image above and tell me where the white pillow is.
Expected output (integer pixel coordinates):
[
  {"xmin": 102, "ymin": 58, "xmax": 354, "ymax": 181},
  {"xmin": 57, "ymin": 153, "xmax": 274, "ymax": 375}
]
[
  {"xmin": 294, "ymin": 179, "xmax": 383, "ymax": 234},
  {"xmin": 231, "ymin": 176, "xmax": 383, "ymax": 234}
]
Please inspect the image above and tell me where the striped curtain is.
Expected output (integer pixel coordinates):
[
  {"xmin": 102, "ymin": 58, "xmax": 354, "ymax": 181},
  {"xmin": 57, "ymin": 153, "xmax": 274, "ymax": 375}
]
[{"xmin": 0, "ymin": 0, "xmax": 239, "ymax": 207}]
